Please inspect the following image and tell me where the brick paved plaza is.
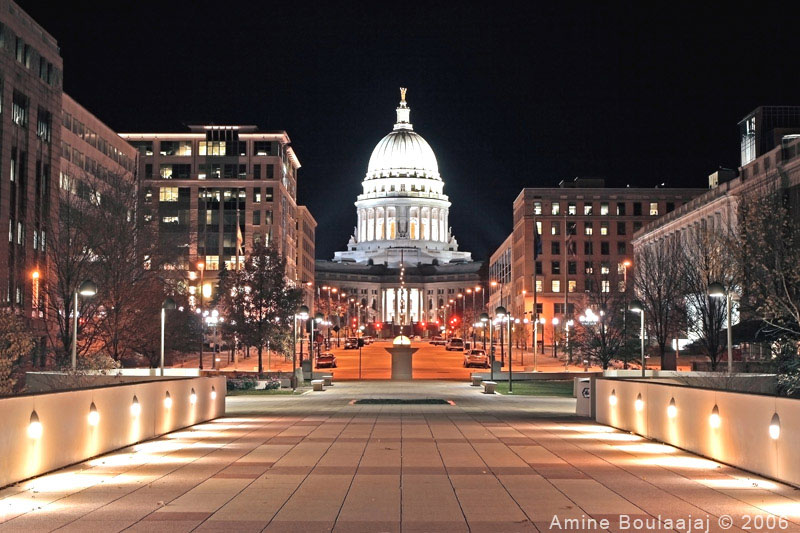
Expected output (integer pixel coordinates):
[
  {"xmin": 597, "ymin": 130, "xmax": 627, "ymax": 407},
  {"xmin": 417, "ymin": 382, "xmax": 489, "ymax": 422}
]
[{"xmin": 1, "ymin": 381, "xmax": 799, "ymax": 532}]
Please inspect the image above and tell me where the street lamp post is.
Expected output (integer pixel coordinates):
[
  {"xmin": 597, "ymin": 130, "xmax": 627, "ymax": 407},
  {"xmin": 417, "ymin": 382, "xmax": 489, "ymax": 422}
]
[
  {"xmin": 160, "ymin": 298, "xmax": 176, "ymax": 376},
  {"xmin": 71, "ymin": 280, "xmax": 97, "ymax": 371},
  {"xmin": 629, "ymin": 300, "xmax": 645, "ymax": 377},
  {"xmin": 708, "ymin": 282, "xmax": 737, "ymax": 375},
  {"xmin": 622, "ymin": 259, "xmax": 631, "ymax": 368},
  {"xmin": 565, "ymin": 319, "xmax": 574, "ymax": 370},
  {"xmin": 551, "ymin": 317, "xmax": 559, "ymax": 357},
  {"xmin": 480, "ymin": 312, "xmax": 489, "ymax": 351},
  {"xmin": 496, "ymin": 306, "xmax": 512, "ymax": 393},
  {"xmin": 294, "ymin": 305, "xmax": 310, "ymax": 390},
  {"xmin": 197, "ymin": 262, "xmax": 205, "ymax": 370}
]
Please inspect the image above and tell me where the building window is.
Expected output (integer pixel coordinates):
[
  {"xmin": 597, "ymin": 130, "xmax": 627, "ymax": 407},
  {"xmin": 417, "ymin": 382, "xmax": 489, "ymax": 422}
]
[
  {"xmin": 36, "ymin": 109, "xmax": 52, "ymax": 142},
  {"xmin": 253, "ymin": 189, "xmax": 261, "ymax": 202},
  {"xmin": 12, "ymin": 91, "xmax": 28, "ymax": 127},
  {"xmin": 567, "ymin": 222, "xmax": 577, "ymax": 235},
  {"xmin": 551, "ymin": 261, "xmax": 560, "ymax": 274},
  {"xmin": 600, "ymin": 221, "xmax": 609, "ymax": 235},
  {"xmin": 145, "ymin": 164, "xmax": 153, "ymax": 178},
  {"xmin": 253, "ymin": 164, "xmax": 261, "ymax": 179},
  {"xmin": 551, "ymin": 202, "xmax": 560, "ymax": 215},
  {"xmin": 601, "ymin": 262, "xmax": 610, "ymax": 275},
  {"xmin": 159, "ymin": 187, "xmax": 179, "ymax": 202},
  {"xmin": 205, "ymin": 256, "xmax": 220, "ymax": 270},
  {"xmin": 617, "ymin": 242, "xmax": 626, "ymax": 255},
  {"xmin": 600, "ymin": 202, "xmax": 609, "ymax": 215},
  {"xmin": 535, "ymin": 261, "xmax": 542, "ymax": 275},
  {"xmin": 649, "ymin": 202, "xmax": 659, "ymax": 216},
  {"xmin": 584, "ymin": 241, "xmax": 593, "ymax": 255},
  {"xmin": 551, "ymin": 242, "xmax": 560, "ymax": 255},
  {"xmin": 535, "ymin": 280, "xmax": 543, "ymax": 293},
  {"xmin": 601, "ymin": 242, "xmax": 609, "ymax": 255},
  {"xmin": 253, "ymin": 211, "xmax": 261, "ymax": 225},
  {"xmin": 568, "ymin": 202, "xmax": 577, "ymax": 215},
  {"xmin": 584, "ymin": 222, "xmax": 593, "ymax": 235},
  {"xmin": 550, "ymin": 221, "xmax": 560, "ymax": 235},
  {"xmin": 551, "ymin": 280, "xmax": 561, "ymax": 293},
  {"xmin": 584, "ymin": 203, "xmax": 593, "ymax": 215},
  {"xmin": 267, "ymin": 165, "xmax": 274, "ymax": 179},
  {"xmin": 254, "ymin": 141, "xmax": 271, "ymax": 156},
  {"xmin": 568, "ymin": 261, "xmax": 576, "ymax": 275},
  {"xmin": 159, "ymin": 141, "xmax": 192, "ymax": 156},
  {"xmin": 584, "ymin": 261, "xmax": 593, "ymax": 274},
  {"xmin": 533, "ymin": 201, "xmax": 542, "ymax": 215},
  {"xmin": 568, "ymin": 280, "xmax": 577, "ymax": 293},
  {"xmin": 265, "ymin": 187, "xmax": 274, "ymax": 201},
  {"xmin": 616, "ymin": 202, "xmax": 626, "ymax": 215},
  {"xmin": 633, "ymin": 202, "xmax": 642, "ymax": 216},
  {"xmin": 633, "ymin": 221, "xmax": 642, "ymax": 232},
  {"xmin": 144, "ymin": 188, "xmax": 152, "ymax": 203},
  {"xmin": 617, "ymin": 222, "xmax": 626, "ymax": 235},
  {"xmin": 601, "ymin": 280, "xmax": 610, "ymax": 293},
  {"xmin": 198, "ymin": 141, "xmax": 226, "ymax": 156},
  {"xmin": 161, "ymin": 216, "xmax": 179, "ymax": 224}
]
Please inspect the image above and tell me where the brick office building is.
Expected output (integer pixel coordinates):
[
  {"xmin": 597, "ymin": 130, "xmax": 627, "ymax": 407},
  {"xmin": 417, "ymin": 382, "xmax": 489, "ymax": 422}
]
[{"xmin": 489, "ymin": 178, "xmax": 704, "ymax": 351}]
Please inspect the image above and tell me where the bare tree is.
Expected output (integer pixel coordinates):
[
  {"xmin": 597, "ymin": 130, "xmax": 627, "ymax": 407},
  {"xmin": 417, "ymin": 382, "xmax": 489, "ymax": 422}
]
[
  {"xmin": 634, "ymin": 237, "xmax": 686, "ymax": 370},
  {"xmin": 218, "ymin": 243, "xmax": 304, "ymax": 374},
  {"xmin": 573, "ymin": 271, "xmax": 627, "ymax": 369},
  {"xmin": 680, "ymin": 225, "xmax": 739, "ymax": 370}
]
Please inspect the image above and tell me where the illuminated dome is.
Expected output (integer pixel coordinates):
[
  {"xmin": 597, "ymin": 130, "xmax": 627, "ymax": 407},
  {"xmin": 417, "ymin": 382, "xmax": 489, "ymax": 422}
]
[{"xmin": 366, "ymin": 125, "xmax": 440, "ymax": 180}]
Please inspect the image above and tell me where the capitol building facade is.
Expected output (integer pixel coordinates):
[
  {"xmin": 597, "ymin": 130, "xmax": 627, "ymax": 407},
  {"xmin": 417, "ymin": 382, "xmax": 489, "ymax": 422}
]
[{"xmin": 315, "ymin": 90, "xmax": 483, "ymax": 334}]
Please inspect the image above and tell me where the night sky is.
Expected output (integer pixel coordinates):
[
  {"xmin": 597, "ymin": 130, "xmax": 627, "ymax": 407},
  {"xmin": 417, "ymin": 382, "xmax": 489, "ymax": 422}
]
[{"xmin": 17, "ymin": 1, "xmax": 799, "ymax": 261}]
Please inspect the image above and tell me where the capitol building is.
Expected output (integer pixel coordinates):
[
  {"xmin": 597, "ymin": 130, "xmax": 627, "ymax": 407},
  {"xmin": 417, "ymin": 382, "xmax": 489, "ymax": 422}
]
[{"xmin": 315, "ymin": 89, "xmax": 483, "ymax": 334}]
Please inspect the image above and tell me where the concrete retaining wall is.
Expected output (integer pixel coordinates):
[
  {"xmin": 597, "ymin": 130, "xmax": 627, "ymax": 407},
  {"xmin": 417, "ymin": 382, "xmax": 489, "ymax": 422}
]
[
  {"xmin": 0, "ymin": 376, "xmax": 225, "ymax": 488},
  {"xmin": 596, "ymin": 378, "xmax": 800, "ymax": 487}
]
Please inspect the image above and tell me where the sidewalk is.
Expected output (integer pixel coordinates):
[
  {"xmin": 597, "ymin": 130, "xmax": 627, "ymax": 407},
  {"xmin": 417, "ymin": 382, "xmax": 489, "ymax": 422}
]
[{"xmin": 1, "ymin": 381, "xmax": 798, "ymax": 532}]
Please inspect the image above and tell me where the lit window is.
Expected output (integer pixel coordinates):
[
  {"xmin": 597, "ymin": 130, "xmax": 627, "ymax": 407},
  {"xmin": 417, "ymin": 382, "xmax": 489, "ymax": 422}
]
[
  {"xmin": 551, "ymin": 280, "xmax": 561, "ymax": 293},
  {"xmin": 618, "ymin": 281, "xmax": 626, "ymax": 292},
  {"xmin": 600, "ymin": 202, "xmax": 609, "ymax": 215},
  {"xmin": 568, "ymin": 202, "xmax": 577, "ymax": 215},
  {"xmin": 568, "ymin": 280, "xmax": 576, "ymax": 293},
  {"xmin": 601, "ymin": 263, "xmax": 610, "ymax": 274},
  {"xmin": 551, "ymin": 202, "xmax": 560, "ymax": 215},
  {"xmin": 161, "ymin": 216, "xmax": 179, "ymax": 224},
  {"xmin": 600, "ymin": 222, "xmax": 609, "ymax": 235},
  {"xmin": 584, "ymin": 204, "xmax": 593, "ymax": 215},
  {"xmin": 205, "ymin": 256, "xmax": 220, "ymax": 270},
  {"xmin": 601, "ymin": 280, "xmax": 610, "ymax": 293},
  {"xmin": 533, "ymin": 201, "xmax": 542, "ymax": 215},
  {"xmin": 536, "ymin": 280, "xmax": 543, "ymax": 293},
  {"xmin": 617, "ymin": 262, "xmax": 626, "ymax": 275},
  {"xmin": 159, "ymin": 187, "xmax": 179, "ymax": 201},
  {"xmin": 551, "ymin": 221, "xmax": 560, "ymax": 235},
  {"xmin": 650, "ymin": 202, "xmax": 659, "ymax": 215},
  {"xmin": 584, "ymin": 222, "xmax": 593, "ymax": 235}
]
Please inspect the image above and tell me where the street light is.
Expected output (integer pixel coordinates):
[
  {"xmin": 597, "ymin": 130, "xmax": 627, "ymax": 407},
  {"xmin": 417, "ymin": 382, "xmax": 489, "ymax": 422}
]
[
  {"xmin": 293, "ymin": 305, "xmax": 310, "ymax": 390},
  {"xmin": 565, "ymin": 319, "xmax": 574, "ymax": 370},
  {"xmin": 495, "ymin": 306, "xmax": 513, "ymax": 392},
  {"xmin": 551, "ymin": 317, "xmax": 559, "ymax": 357},
  {"xmin": 71, "ymin": 280, "xmax": 97, "ymax": 370},
  {"xmin": 160, "ymin": 297, "xmax": 176, "ymax": 376},
  {"xmin": 629, "ymin": 299, "xmax": 645, "ymax": 377},
  {"xmin": 708, "ymin": 282, "xmax": 738, "ymax": 375},
  {"xmin": 197, "ymin": 261, "xmax": 205, "ymax": 370},
  {"xmin": 480, "ymin": 312, "xmax": 489, "ymax": 350},
  {"xmin": 314, "ymin": 312, "xmax": 324, "ymax": 357}
]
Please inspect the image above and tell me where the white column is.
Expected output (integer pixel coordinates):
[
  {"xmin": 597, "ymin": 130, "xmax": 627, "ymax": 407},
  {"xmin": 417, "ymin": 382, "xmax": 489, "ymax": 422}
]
[{"xmin": 394, "ymin": 288, "xmax": 399, "ymax": 323}]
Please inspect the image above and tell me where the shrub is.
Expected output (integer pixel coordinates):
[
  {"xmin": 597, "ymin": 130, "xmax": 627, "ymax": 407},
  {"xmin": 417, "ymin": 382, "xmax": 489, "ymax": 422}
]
[{"xmin": 226, "ymin": 377, "xmax": 256, "ymax": 391}]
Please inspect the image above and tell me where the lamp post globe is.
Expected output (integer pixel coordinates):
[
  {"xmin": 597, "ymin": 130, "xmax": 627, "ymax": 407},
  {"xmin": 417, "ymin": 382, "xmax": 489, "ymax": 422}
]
[
  {"xmin": 297, "ymin": 305, "xmax": 309, "ymax": 320},
  {"xmin": 494, "ymin": 306, "xmax": 507, "ymax": 318},
  {"xmin": 78, "ymin": 280, "xmax": 97, "ymax": 297},
  {"xmin": 707, "ymin": 282, "xmax": 726, "ymax": 298},
  {"xmin": 160, "ymin": 297, "xmax": 177, "ymax": 376}
]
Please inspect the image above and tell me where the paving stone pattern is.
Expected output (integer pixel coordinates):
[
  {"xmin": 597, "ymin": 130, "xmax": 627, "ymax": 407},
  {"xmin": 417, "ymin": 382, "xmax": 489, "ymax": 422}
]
[{"xmin": 0, "ymin": 381, "xmax": 799, "ymax": 532}]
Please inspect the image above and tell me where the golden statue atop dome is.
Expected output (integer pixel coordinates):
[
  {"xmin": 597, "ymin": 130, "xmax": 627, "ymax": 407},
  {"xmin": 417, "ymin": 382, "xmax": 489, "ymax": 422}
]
[{"xmin": 400, "ymin": 87, "xmax": 407, "ymax": 103}]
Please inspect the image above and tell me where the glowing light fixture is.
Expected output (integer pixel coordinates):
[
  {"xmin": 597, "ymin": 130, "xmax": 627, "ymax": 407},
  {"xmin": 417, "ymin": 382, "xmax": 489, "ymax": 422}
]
[
  {"xmin": 211, "ymin": 386, "xmax": 217, "ymax": 400},
  {"xmin": 28, "ymin": 410, "xmax": 42, "ymax": 439},
  {"xmin": 190, "ymin": 388, "xmax": 197, "ymax": 405},
  {"xmin": 88, "ymin": 402, "xmax": 100, "ymax": 426},
  {"xmin": 609, "ymin": 389, "xmax": 617, "ymax": 406},
  {"xmin": 130, "ymin": 396, "xmax": 141, "ymax": 417},
  {"xmin": 164, "ymin": 391, "xmax": 172, "ymax": 409},
  {"xmin": 667, "ymin": 398, "xmax": 677, "ymax": 419},
  {"xmin": 769, "ymin": 413, "xmax": 781, "ymax": 440},
  {"xmin": 634, "ymin": 393, "xmax": 644, "ymax": 412},
  {"xmin": 709, "ymin": 405, "xmax": 721, "ymax": 428}
]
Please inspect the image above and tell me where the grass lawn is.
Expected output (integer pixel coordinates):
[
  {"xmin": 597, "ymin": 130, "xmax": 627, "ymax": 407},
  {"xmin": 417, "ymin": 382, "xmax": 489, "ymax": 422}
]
[{"xmin": 494, "ymin": 380, "xmax": 574, "ymax": 396}]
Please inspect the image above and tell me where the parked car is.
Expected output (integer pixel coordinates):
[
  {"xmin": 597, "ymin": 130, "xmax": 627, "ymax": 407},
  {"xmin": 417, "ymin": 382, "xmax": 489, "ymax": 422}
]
[
  {"xmin": 445, "ymin": 337, "xmax": 464, "ymax": 351},
  {"xmin": 344, "ymin": 337, "xmax": 359, "ymax": 349},
  {"xmin": 412, "ymin": 335, "xmax": 422, "ymax": 341},
  {"xmin": 315, "ymin": 352, "xmax": 337, "ymax": 368},
  {"xmin": 430, "ymin": 336, "xmax": 446, "ymax": 345},
  {"xmin": 463, "ymin": 349, "xmax": 489, "ymax": 368}
]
